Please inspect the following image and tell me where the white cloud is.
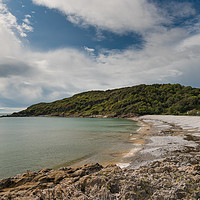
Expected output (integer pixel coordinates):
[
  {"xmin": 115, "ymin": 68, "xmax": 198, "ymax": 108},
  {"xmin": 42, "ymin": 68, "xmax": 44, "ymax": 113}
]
[
  {"xmin": 0, "ymin": 1, "xmax": 33, "ymax": 38},
  {"xmin": 25, "ymin": 14, "xmax": 31, "ymax": 18},
  {"xmin": 0, "ymin": 0, "xmax": 200, "ymax": 110},
  {"xmin": 22, "ymin": 22, "xmax": 33, "ymax": 32},
  {"xmin": 0, "ymin": 107, "xmax": 27, "ymax": 113},
  {"xmin": 161, "ymin": 2, "xmax": 195, "ymax": 19},
  {"xmin": 32, "ymin": 0, "xmax": 165, "ymax": 34},
  {"xmin": 178, "ymin": 34, "xmax": 200, "ymax": 50},
  {"xmin": 23, "ymin": 14, "xmax": 32, "ymax": 24},
  {"xmin": 84, "ymin": 46, "xmax": 95, "ymax": 54},
  {"xmin": 1, "ymin": 29, "xmax": 200, "ymax": 107}
]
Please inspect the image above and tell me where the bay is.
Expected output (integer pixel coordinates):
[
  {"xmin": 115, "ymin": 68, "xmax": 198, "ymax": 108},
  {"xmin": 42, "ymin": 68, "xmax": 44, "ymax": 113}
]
[{"xmin": 0, "ymin": 117, "xmax": 138, "ymax": 179}]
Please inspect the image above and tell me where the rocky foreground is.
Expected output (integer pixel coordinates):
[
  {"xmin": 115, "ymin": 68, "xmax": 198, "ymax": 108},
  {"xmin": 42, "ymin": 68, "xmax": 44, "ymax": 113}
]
[
  {"xmin": 0, "ymin": 154, "xmax": 199, "ymax": 200},
  {"xmin": 0, "ymin": 115, "xmax": 200, "ymax": 200}
]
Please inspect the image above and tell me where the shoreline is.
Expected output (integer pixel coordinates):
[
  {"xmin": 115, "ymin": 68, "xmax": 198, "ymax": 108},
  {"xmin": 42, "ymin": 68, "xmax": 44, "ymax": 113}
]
[
  {"xmin": 0, "ymin": 116, "xmax": 138, "ymax": 179},
  {"xmin": 0, "ymin": 115, "xmax": 200, "ymax": 199},
  {"xmin": 118, "ymin": 115, "xmax": 199, "ymax": 169},
  {"xmin": 135, "ymin": 116, "xmax": 199, "ymax": 166},
  {"xmin": 62, "ymin": 121, "xmax": 140, "ymax": 169},
  {"xmin": 0, "ymin": 115, "xmax": 199, "ymax": 171},
  {"xmin": 116, "ymin": 117, "xmax": 151, "ymax": 168}
]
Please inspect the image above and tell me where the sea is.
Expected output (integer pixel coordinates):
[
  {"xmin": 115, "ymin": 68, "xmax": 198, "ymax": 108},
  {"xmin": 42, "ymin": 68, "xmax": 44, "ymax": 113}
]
[{"xmin": 0, "ymin": 116, "xmax": 139, "ymax": 179}]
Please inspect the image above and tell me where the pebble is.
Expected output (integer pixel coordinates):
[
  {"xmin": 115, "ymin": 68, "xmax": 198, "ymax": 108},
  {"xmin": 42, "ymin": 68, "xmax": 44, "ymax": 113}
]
[{"xmin": 0, "ymin": 153, "xmax": 199, "ymax": 200}]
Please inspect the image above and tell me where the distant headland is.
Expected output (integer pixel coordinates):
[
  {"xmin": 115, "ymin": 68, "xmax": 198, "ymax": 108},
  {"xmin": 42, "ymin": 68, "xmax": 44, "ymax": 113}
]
[{"xmin": 8, "ymin": 84, "xmax": 200, "ymax": 117}]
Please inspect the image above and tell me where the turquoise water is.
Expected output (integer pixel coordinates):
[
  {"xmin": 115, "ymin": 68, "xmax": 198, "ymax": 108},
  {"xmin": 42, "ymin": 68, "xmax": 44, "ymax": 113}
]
[{"xmin": 0, "ymin": 117, "xmax": 138, "ymax": 179}]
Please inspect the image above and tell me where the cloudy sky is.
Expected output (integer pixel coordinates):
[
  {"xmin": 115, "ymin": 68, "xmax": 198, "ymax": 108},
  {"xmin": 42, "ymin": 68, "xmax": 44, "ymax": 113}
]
[{"xmin": 0, "ymin": 0, "xmax": 200, "ymax": 112}]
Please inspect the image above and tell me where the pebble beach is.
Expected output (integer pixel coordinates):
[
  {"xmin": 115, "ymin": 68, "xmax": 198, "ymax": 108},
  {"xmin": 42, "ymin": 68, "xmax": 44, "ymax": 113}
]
[{"xmin": 0, "ymin": 115, "xmax": 200, "ymax": 199}]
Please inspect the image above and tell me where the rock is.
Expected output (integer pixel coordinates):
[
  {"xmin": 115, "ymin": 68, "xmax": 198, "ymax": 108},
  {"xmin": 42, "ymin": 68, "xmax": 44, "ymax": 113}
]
[
  {"xmin": 122, "ymin": 191, "xmax": 140, "ymax": 200},
  {"xmin": 0, "ymin": 153, "xmax": 199, "ymax": 200},
  {"xmin": 175, "ymin": 190, "xmax": 187, "ymax": 199},
  {"xmin": 193, "ymin": 191, "xmax": 200, "ymax": 199},
  {"xmin": 0, "ymin": 178, "xmax": 14, "ymax": 190},
  {"xmin": 194, "ymin": 164, "xmax": 200, "ymax": 171},
  {"xmin": 148, "ymin": 168, "xmax": 155, "ymax": 174},
  {"xmin": 38, "ymin": 168, "xmax": 52, "ymax": 174}
]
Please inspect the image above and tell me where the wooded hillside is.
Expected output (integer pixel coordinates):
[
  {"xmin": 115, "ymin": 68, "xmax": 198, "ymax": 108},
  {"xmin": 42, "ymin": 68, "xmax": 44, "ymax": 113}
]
[{"xmin": 12, "ymin": 84, "xmax": 200, "ymax": 117}]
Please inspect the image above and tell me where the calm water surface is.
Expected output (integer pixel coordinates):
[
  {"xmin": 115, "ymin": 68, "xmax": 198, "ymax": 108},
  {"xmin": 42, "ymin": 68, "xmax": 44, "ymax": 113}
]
[{"xmin": 0, "ymin": 117, "xmax": 138, "ymax": 179}]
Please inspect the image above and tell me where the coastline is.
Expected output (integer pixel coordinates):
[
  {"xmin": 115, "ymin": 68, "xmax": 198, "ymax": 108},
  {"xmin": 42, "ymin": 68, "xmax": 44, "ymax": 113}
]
[
  {"xmin": 61, "ymin": 118, "xmax": 140, "ymax": 169},
  {"xmin": 0, "ymin": 115, "xmax": 200, "ymax": 199},
  {"xmin": 0, "ymin": 117, "xmax": 137, "ymax": 179},
  {"xmin": 116, "ymin": 117, "xmax": 151, "ymax": 168},
  {"xmin": 117, "ymin": 115, "xmax": 200, "ymax": 169}
]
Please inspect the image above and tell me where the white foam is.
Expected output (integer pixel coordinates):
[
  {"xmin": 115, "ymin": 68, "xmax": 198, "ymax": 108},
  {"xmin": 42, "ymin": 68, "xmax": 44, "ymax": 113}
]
[
  {"xmin": 130, "ymin": 138, "xmax": 137, "ymax": 140},
  {"xmin": 124, "ymin": 147, "xmax": 142, "ymax": 157},
  {"xmin": 116, "ymin": 163, "xmax": 130, "ymax": 168}
]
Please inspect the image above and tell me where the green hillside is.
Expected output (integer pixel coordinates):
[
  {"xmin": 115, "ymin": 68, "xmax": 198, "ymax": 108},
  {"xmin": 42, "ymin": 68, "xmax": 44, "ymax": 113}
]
[{"xmin": 11, "ymin": 84, "xmax": 200, "ymax": 117}]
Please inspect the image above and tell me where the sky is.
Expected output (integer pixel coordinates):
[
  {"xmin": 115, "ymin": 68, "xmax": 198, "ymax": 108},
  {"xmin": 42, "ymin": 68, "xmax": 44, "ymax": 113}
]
[{"xmin": 0, "ymin": 0, "xmax": 200, "ymax": 113}]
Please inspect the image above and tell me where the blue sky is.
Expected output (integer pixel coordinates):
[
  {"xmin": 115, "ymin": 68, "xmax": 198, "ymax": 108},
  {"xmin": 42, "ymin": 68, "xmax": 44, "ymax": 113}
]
[
  {"xmin": 6, "ymin": 0, "xmax": 144, "ymax": 52},
  {"xmin": 0, "ymin": 0, "xmax": 200, "ymax": 112}
]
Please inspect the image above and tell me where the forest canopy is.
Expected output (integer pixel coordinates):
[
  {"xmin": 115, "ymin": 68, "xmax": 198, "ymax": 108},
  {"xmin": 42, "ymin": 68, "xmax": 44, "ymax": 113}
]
[{"xmin": 12, "ymin": 84, "xmax": 200, "ymax": 117}]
